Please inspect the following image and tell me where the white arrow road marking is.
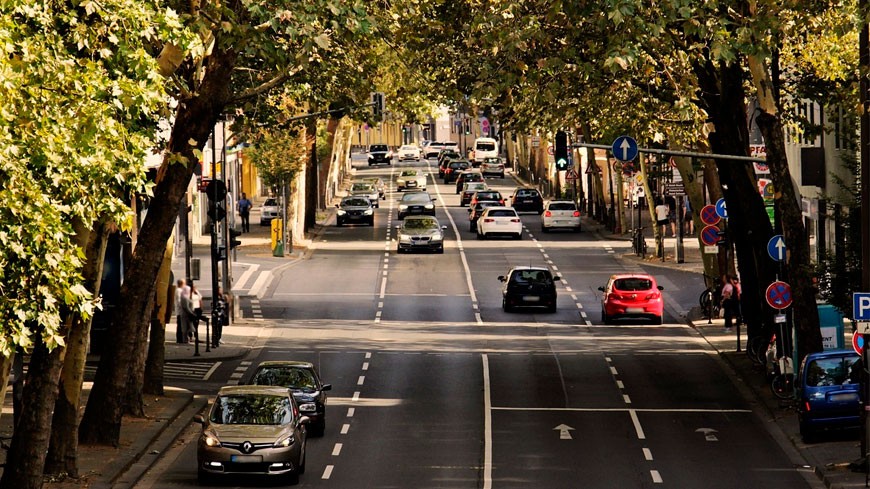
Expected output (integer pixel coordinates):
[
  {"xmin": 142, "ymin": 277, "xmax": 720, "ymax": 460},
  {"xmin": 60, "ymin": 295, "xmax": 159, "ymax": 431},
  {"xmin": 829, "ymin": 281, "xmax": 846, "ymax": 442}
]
[
  {"xmin": 696, "ymin": 427, "xmax": 719, "ymax": 441},
  {"xmin": 554, "ymin": 424, "xmax": 575, "ymax": 440}
]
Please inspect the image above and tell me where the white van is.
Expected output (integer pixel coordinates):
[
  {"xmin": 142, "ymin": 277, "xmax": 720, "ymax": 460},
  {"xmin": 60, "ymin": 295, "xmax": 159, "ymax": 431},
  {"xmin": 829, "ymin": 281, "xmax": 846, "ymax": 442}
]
[{"xmin": 473, "ymin": 137, "xmax": 498, "ymax": 163}]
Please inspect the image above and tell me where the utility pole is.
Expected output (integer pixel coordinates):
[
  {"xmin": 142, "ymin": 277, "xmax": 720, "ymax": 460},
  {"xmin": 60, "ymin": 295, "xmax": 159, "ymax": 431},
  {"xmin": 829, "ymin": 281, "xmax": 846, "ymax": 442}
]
[{"xmin": 859, "ymin": 1, "xmax": 870, "ymax": 466}]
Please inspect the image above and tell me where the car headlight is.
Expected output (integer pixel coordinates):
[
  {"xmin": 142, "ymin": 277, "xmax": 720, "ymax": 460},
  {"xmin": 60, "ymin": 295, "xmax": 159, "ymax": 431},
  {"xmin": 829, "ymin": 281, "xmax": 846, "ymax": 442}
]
[
  {"xmin": 274, "ymin": 434, "xmax": 296, "ymax": 448},
  {"xmin": 337, "ymin": 209, "xmax": 347, "ymax": 216},
  {"xmin": 203, "ymin": 431, "xmax": 221, "ymax": 447},
  {"xmin": 298, "ymin": 402, "xmax": 317, "ymax": 412},
  {"xmin": 368, "ymin": 154, "xmax": 374, "ymax": 159},
  {"xmin": 431, "ymin": 233, "xmax": 443, "ymax": 242},
  {"xmin": 424, "ymin": 203, "xmax": 434, "ymax": 209},
  {"xmin": 399, "ymin": 204, "xmax": 408, "ymax": 211},
  {"xmin": 399, "ymin": 234, "xmax": 412, "ymax": 243},
  {"xmin": 364, "ymin": 209, "xmax": 373, "ymax": 215},
  {"xmin": 397, "ymin": 180, "xmax": 405, "ymax": 185}
]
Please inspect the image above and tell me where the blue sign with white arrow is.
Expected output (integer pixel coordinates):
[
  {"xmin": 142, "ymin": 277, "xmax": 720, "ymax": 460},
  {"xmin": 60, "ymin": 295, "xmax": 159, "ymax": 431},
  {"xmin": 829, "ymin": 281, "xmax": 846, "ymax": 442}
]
[
  {"xmin": 611, "ymin": 136, "xmax": 638, "ymax": 162},
  {"xmin": 767, "ymin": 235, "xmax": 786, "ymax": 262},
  {"xmin": 715, "ymin": 198, "xmax": 728, "ymax": 219}
]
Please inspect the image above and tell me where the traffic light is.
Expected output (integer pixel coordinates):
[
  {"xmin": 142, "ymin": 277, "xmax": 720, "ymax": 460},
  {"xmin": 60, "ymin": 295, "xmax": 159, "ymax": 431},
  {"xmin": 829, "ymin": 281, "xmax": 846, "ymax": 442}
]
[
  {"xmin": 229, "ymin": 229, "xmax": 242, "ymax": 249},
  {"xmin": 370, "ymin": 92, "xmax": 385, "ymax": 122},
  {"xmin": 554, "ymin": 130, "xmax": 569, "ymax": 171},
  {"xmin": 207, "ymin": 201, "xmax": 226, "ymax": 222}
]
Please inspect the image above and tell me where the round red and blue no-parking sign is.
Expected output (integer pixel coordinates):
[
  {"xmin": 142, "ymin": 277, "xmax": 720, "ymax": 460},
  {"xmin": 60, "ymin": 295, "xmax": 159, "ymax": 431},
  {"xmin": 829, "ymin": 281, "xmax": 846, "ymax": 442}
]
[{"xmin": 765, "ymin": 281, "xmax": 792, "ymax": 310}]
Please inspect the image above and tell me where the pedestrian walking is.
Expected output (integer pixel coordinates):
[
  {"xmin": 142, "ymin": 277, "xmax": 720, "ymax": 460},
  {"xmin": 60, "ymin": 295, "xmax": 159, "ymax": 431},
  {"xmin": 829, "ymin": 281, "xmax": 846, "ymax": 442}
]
[
  {"xmin": 683, "ymin": 198, "xmax": 694, "ymax": 235},
  {"xmin": 654, "ymin": 198, "xmax": 670, "ymax": 235},
  {"xmin": 665, "ymin": 195, "xmax": 678, "ymax": 237},
  {"xmin": 174, "ymin": 279, "xmax": 189, "ymax": 343},
  {"xmin": 189, "ymin": 280, "xmax": 209, "ymax": 342},
  {"xmin": 720, "ymin": 274, "xmax": 736, "ymax": 332},
  {"xmin": 238, "ymin": 192, "xmax": 252, "ymax": 232},
  {"xmin": 178, "ymin": 283, "xmax": 196, "ymax": 343},
  {"xmin": 212, "ymin": 286, "xmax": 229, "ymax": 348}
]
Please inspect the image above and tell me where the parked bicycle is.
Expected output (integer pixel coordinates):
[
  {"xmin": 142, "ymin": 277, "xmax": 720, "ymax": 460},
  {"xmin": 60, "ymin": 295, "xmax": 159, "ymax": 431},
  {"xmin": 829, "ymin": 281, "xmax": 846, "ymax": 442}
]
[
  {"xmin": 764, "ymin": 332, "xmax": 795, "ymax": 399},
  {"xmin": 698, "ymin": 274, "xmax": 722, "ymax": 320},
  {"xmin": 632, "ymin": 227, "xmax": 647, "ymax": 257}
]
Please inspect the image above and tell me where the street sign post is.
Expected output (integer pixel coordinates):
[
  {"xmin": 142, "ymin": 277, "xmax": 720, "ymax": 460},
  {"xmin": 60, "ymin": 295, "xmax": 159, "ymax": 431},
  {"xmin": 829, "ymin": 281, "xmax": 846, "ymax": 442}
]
[
  {"xmin": 765, "ymin": 281, "xmax": 793, "ymax": 310},
  {"xmin": 700, "ymin": 205, "xmax": 720, "ymax": 226},
  {"xmin": 664, "ymin": 183, "xmax": 685, "ymax": 196},
  {"xmin": 715, "ymin": 198, "xmax": 728, "ymax": 219},
  {"xmin": 767, "ymin": 235, "xmax": 786, "ymax": 262},
  {"xmin": 611, "ymin": 136, "xmax": 638, "ymax": 162}
]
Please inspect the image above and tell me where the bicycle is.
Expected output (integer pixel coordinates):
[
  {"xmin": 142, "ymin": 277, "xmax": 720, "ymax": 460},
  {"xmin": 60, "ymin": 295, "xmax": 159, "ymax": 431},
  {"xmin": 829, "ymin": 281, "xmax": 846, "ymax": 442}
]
[
  {"xmin": 632, "ymin": 227, "xmax": 647, "ymax": 257},
  {"xmin": 764, "ymin": 333, "xmax": 795, "ymax": 399},
  {"xmin": 698, "ymin": 275, "xmax": 722, "ymax": 321}
]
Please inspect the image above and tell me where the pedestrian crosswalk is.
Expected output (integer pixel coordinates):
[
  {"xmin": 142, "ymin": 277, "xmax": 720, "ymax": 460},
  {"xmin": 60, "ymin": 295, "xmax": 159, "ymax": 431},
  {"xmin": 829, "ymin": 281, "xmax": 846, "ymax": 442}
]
[{"xmin": 80, "ymin": 361, "xmax": 221, "ymax": 381}]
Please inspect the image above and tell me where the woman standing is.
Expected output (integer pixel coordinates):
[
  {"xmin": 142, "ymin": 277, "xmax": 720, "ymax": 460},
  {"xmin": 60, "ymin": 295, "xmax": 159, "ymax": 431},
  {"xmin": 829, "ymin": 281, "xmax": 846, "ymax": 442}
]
[{"xmin": 189, "ymin": 280, "xmax": 204, "ymax": 342}]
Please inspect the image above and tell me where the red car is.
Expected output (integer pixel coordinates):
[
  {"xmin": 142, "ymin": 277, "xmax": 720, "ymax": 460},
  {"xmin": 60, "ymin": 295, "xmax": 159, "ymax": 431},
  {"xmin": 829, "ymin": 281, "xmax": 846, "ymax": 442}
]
[{"xmin": 599, "ymin": 273, "xmax": 664, "ymax": 325}]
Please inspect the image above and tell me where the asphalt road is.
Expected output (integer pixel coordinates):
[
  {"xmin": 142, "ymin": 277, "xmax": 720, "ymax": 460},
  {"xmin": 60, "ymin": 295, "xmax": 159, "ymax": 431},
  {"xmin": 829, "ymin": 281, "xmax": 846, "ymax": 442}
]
[{"xmin": 139, "ymin": 156, "xmax": 821, "ymax": 488}]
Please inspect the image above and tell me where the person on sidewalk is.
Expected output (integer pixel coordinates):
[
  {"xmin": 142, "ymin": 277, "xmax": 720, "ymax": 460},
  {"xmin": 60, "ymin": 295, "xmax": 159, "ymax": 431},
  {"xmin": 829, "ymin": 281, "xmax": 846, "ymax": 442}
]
[
  {"xmin": 174, "ymin": 278, "xmax": 189, "ymax": 344},
  {"xmin": 720, "ymin": 274, "xmax": 736, "ymax": 332},
  {"xmin": 178, "ymin": 284, "xmax": 196, "ymax": 343},
  {"xmin": 683, "ymin": 198, "xmax": 694, "ymax": 235},
  {"xmin": 654, "ymin": 198, "xmax": 670, "ymax": 236},
  {"xmin": 189, "ymin": 280, "xmax": 209, "ymax": 342},
  {"xmin": 212, "ymin": 285, "xmax": 229, "ymax": 348},
  {"xmin": 238, "ymin": 193, "xmax": 252, "ymax": 232},
  {"xmin": 731, "ymin": 275, "xmax": 743, "ymax": 325}
]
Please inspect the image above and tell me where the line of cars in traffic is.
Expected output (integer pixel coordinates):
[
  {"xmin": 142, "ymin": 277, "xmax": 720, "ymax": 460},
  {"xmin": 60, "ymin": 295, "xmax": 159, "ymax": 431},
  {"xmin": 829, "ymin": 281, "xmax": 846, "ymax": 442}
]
[{"xmin": 194, "ymin": 361, "xmax": 331, "ymax": 485}]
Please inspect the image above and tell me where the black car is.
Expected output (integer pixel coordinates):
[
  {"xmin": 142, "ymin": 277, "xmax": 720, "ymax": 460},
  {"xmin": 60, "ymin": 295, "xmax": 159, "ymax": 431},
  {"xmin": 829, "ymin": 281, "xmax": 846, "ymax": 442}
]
[
  {"xmin": 248, "ymin": 360, "xmax": 332, "ymax": 437},
  {"xmin": 397, "ymin": 216, "xmax": 447, "ymax": 253},
  {"xmin": 455, "ymin": 170, "xmax": 484, "ymax": 194},
  {"xmin": 468, "ymin": 201, "xmax": 503, "ymax": 232},
  {"xmin": 367, "ymin": 143, "xmax": 392, "ymax": 166},
  {"xmin": 397, "ymin": 191, "xmax": 436, "ymax": 220},
  {"xmin": 335, "ymin": 196, "xmax": 374, "ymax": 226},
  {"xmin": 437, "ymin": 150, "xmax": 462, "ymax": 177},
  {"xmin": 510, "ymin": 187, "xmax": 544, "ymax": 214},
  {"xmin": 498, "ymin": 266, "xmax": 561, "ymax": 313},
  {"xmin": 443, "ymin": 160, "xmax": 471, "ymax": 184}
]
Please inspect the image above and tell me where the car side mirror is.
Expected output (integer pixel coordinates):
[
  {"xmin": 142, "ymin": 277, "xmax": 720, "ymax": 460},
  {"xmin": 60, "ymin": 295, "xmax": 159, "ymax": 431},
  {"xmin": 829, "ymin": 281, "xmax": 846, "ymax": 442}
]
[
  {"xmin": 321, "ymin": 384, "xmax": 332, "ymax": 391},
  {"xmin": 335, "ymin": 204, "xmax": 340, "ymax": 208},
  {"xmin": 553, "ymin": 276, "xmax": 562, "ymax": 281},
  {"xmin": 395, "ymin": 225, "xmax": 401, "ymax": 229},
  {"xmin": 193, "ymin": 414, "xmax": 206, "ymax": 425},
  {"xmin": 299, "ymin": 416, "xmax": 311, "ymax": 425},
  {"xmin": 658, "ymin": 285, "xmax": 664, "ymax": 290},
  {"xmin": 498, "ymin": 276, "xmax": 507, "ymax": 282},
  {"xmin": 442, "ymin": 226, "xmax": 448, "ymax": 230},
  {"xmin": 468, "ymin": 209, "xmax": 473, "ymax": 213},
  {"xmin": 598, "ymin": 286, "xmax": 605, "ymax": 292}
]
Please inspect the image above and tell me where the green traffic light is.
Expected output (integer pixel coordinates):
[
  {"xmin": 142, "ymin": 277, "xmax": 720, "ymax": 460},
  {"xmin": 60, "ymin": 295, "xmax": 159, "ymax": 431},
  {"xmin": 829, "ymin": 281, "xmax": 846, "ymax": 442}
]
[{"xmin": 556, "ymin": 158, "xmax": 568, "ymax": 170}]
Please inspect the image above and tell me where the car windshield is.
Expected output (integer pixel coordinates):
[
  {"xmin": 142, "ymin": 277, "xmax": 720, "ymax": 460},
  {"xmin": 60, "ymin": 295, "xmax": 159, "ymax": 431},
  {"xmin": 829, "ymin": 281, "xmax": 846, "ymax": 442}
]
[
  {"xmin": 516, "ymin": 189, "xmax": 539, "ymax": 197},
  {"xmin": 251, "ymin": 367, "xmax": 318, "ymax": 391},
  {"xmin": 263, "ymin": 198, "xmax": 278, "ymax": 207},
  {"xmin": 450, "ymin": 162, "xmax": 469, "ymax": 169},
  {"xmin": 343, "ymin": 198, "xmax": 370, "ymax": 207},
  {"xmin": 613, "ymin": 278, "xmax": 654, "ymax": 291},
  {"xmin": 404, "ymin": 217, "xmax": 438, "ymax": 230},
  {"xmin": 476, "ymin": 202, "xmax": 501, "ymax": 211},
  {"xmin": 402, "ymin": 193, "xmax": 431, "ymax": 203},
  {"xmin": 805, "ymin": 355, "xmax": 861, "ymax": 387},
  {"xmin": 352, "ymin": 183, "xmax": 374, "ymax": 192},
  {"xmin": 400, "ymin": 170, "xmax": 419, "ymax": 176},
  {"xmin": 465, "ymin": 183, "xmax": 487, "ymax": 191},
  {"xmin": 488, "ymin": 209, "xmax": 518, "ymax": 218},
  {"xmin": 476, "ymin": 142, "xmax": 496, "ymax": 151},
  {"xmin": 400, "ymin": 145, "xmax": 416, "ymax": 150},
  {"xmin": 549, "ymin": 202, "xmax": 577, "ymax": 211},
  {"xmin": 210, "ymin": 394, "xmax": 293, "ymax": 425},
  {"xmin": 511, "ymin": 270, "xmax": 552, "ymax": 284},
  {"xmin": 476, "ymin": 192, "xmax": 500, "ymax": 200},
  {"xmin": 370, "ymin": 144, "xmax": 388, "ymax": 152},
  {"xmin": 483, "ymin": 158, "xmax": 501, "ymax": 164}
]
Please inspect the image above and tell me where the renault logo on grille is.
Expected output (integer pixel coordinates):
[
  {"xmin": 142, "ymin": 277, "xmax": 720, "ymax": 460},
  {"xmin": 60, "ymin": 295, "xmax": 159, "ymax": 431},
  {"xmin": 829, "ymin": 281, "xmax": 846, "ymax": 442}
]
[{"xmin": 241, "ymin": 441, "xmax": 253, "ymax": 454}]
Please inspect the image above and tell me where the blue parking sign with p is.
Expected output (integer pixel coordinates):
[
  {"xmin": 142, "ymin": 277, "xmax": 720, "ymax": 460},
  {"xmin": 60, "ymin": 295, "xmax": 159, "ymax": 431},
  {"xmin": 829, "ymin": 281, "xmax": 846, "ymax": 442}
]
[{"xmin": 854, "ymin": 293, "xmax": 870, "ymax": 321}]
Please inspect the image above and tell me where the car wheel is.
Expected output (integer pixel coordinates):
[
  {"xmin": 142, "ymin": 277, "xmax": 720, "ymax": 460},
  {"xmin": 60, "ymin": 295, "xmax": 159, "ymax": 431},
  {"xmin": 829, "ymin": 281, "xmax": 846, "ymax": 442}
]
[
  {"xmin": 514, "ymin": 232, "xmax": 522, "ymax": 240},
  {"xmin": 336, "ymin": 220, "xmax": 343, "ymax": 227},
  {"xmin": 576, "ymin": 225, "xmax": 582, "ymax": 232},
  {"xmin": 542, "ymin": 225, "xmax": 549, "ymax": 233},
  {"xmin": 502, "ymin": 299, "xmax": 512, "ymax": 312},
  {"xmin": 469, "ymin": 223, "xmax": 475, "ymax": 232},
  {"xmin": 653, "ymin": 315, "xmax": 663, "ymax": 325},
  {"xmin": 800, "ymin": 421, "xmax": 817, "ymax": 443},
  {"xmin": 368, "ymin": 218, "xmax": 374, "ymax": 226},
  {"xmin": 375, "ymin": 203, "xmax": 380, "ymax": 208},
  {"xmin": 197, "ymin": 468, "xmax": 212, "ymax": 486},
  {"xmin": 460, "ymin": 202, "xmax": 465, "ymax": 207},
  {"xmin": 476, "ymin": 231, "xmax": 484, "ymax": 240},
  {"xmin": 437, "ymin": 245, "xmax": 444, "ymax": 254},
  {"xmin": 602, "ymin": 310, "xmax": 610, "ymax": 325},
  {"xmin": 547, "ymin": 304, "xmax": 557, "ymax": 313}
]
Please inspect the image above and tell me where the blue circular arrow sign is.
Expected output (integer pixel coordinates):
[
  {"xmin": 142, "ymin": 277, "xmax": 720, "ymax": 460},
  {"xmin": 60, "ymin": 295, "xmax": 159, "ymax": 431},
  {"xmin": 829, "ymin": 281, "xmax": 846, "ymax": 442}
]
[
  {"xmin": 715, "ymin": 198, "xmax": 728, "ymax": 219},
  {"xmin": 611, "ymin": 136, "xmax": 638, "ymax": 162},
  {"xmin": 767, "ymin": 235, "xmax": 786, "ymax": 262}
]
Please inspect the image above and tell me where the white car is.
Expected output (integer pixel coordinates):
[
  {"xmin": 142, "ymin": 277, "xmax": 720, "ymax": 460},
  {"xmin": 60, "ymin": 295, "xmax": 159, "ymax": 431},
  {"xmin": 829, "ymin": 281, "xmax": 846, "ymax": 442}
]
[
  {"xmin": 397, "ymin": 144, "xmax": 422, "ymax": 161},
  {"xmin": 396, "ymin": 169, "xmax": 427, "ymax": 191},
  {"xmin": 476, "ymin": 206, "xmax": 522, "ymax": 240},
  {"xmin": 541, "ymin": 200, "xmax": 581, "ymax": 232},
  {"xmin": 259, "ymin": 198, "xmax": 280, "ymax": 226}
]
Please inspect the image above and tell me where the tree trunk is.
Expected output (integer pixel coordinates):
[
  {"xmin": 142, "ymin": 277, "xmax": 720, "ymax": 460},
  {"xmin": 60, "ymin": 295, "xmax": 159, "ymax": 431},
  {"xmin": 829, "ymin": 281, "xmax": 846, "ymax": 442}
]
[
  {"xmin": 0, "ymin": 333, "xmax": 67, "ymax": 489},
  {"xmin": 320, "ymin": 116, "xmax": 340, "ymax": 208},
  {"xmin": 144, "ymin": 241, "xmax": 175, "ymax": 396},
  {"xmin": 79, "ymin": 47, "xmax": 238, "ymax": 447},
  {"xmin": 123, "ymin": 290, "xmax": 155, "ymax": 418},
  {"xmin": 45, "ymin": 221, "xmax": 109, "ymax": 477},
  {"xmin": 0, "ymin": 354, "xmax": 12, "ymax": 425}
]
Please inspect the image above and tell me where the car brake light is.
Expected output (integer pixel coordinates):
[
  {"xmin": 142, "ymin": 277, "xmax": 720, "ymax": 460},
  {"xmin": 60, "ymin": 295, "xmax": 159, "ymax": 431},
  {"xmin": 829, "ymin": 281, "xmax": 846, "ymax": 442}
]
[
  {"xmin": 484, "ymin": 218, "xmax": 494, "ymax": 222},
  {"xmin": 645, "ymin": 292, "xmax": 660, "ymax": 300},
  {"xmin": 573, "ymin": 211, "xmax": 581, "ymax": 217},
  {"xmin": 544, "ymin": 211, "xmax": 552, "ymax": 217},
  {"xmin": 511, "ymin": 218, "xmax": 520, "ymax": 222},
  {"xmin": 805, "ymin": 401, "xmax": 811, "ymax": 412}
]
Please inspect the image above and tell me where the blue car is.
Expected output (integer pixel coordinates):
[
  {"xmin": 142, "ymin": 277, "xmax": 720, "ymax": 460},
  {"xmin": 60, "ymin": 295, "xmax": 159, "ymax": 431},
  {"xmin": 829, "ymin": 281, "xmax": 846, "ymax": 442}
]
[{"xmin": 797, "ymin": 349, "xmax": 862, "ymax": 442}]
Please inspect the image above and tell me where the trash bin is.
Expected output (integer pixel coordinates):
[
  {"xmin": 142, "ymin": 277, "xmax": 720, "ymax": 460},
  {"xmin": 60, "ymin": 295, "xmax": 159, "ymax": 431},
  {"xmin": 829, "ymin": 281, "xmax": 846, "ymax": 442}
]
[
  {"xmin": 818, "ymin": 303, "xmax": 844, "ymax": 350},
  {"xmin": 190, "ymin": 257, "xmax": 201, "ymax": 281},
  {"xmin": 273, "ymin": 240, "xmax": 284, "ymax": 257}
]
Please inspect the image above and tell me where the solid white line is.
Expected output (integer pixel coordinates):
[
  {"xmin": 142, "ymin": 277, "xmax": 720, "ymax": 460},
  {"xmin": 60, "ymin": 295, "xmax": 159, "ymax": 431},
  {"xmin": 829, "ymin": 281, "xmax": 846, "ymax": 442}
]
[
  {"xmin": 630, "ymin": 409, "xmax": 646, "ymax": 439},
  {"xmin": 651, "ymin": 470, "xmax": 663, "ymax": 483},
  {"xmin": 248, "ymin": 271, "xmax": 272, "ymax": 299},
  {"xmin": 357, "ymin": 376, "xmax": 365, "ymax": 385},
  {"xmin": 341, "ymin": 424, "xmax": 350, "ymax": 434},
  {"xmin": 362, "ymin": 362, "xmax": 369, "ymax": 371},
  {"xmin": 482, "ymin": 354, "xmax": 493, "ymax": 489},
  {"xmin": 347, "ymin": 408, "xmax": 355, "ymax": 417},
  {"xmin": 332, "ymin": 443, "xmax": 343, "ymax": 456},
  {"xmin": 322, "ymin": 465, "xmax": 334, "ymax": 479},
  {"xmin": 203, "ymin": 361, "xmax": 222, "ymax": 381},
  {"xmin": 643, "ymin": 448, "xmax": 653, "ymax": 460},
  {"xmin": 490, "ymin": 406, "xmax": 752, "ymax": 413}
]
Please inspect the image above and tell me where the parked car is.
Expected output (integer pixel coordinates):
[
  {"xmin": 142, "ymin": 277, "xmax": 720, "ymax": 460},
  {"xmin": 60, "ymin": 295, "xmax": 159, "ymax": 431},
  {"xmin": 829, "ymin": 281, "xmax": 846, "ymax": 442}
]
[
  {"xmin": 248, "ymin": 360, "xmax": 332, "ymax": 437},
  {"xmin": 442, "ymin": 159, "xmax": 471, "ymax": 184},
  {"xmin": 599, "ymin": 273, "xmax": 664, "ymax": 325},
  {"xmin": 798, "ymin": 350, "xmax": 862, "ymax": 442},
  {"xmin": 397, "ymin": 144, "xmax": 422, "ymax": 161},
  {"xmin": 469, "ymin": 190, "xmax": 505, "ymax": 207},
  {"xmin": 510, "ymin": 187, "xmax": 544, "ymax": 214},
  {"xmin": 350, "ymin": 182, "xmax": 380, "ymax": 208},
  {"xmin": 367, "ymin": 143, "xmax": 392, "ymax": 166},
  {"xmin": 396, "ymin": 216, "xmax": 447, "ymax": 253},
  {"xmin": 498, "ymin": 266, "xmax": 560, "ymax": 313},
  {"xmin": 397, "ymin": 191, "xmax": 436, "ymax": 220},
  {"xmin": 335, "ymin": 196, "xmax": 374, "ymax": 226},
  {"xmin": 480, "ymin": 157, "xmax": 505, "ymax": 178},
  {"xmin": 468, "ymin": 201, "xmax": 503, "ymax": 232},
  {"xmin": 455, "ymin": 170, "xmax": 484, "ymax": 194},
  {"xmin": 361, "ymin": 176, "xmax": 386, "ymax": 200},
  {"xmin": 541, "ymin": 200, "xmax": 581, "ymax": 232},
  {"xmin": 460, "ymin": 182, "xmax": 489, "ymax": 206},
  {"xmin": 396, "ymin": 169, "xmax": 427, "ymax": 192},
  {"xmin": 476, "ymin": 206, "xmax": 522, "ymax": 240},
  {"xmin": 194, "ymin": 385, "xmax": 308, "ymax": 485},
  {"xmin": 259, "ymin": 198, "xmax": 281, "ymax": 226}
]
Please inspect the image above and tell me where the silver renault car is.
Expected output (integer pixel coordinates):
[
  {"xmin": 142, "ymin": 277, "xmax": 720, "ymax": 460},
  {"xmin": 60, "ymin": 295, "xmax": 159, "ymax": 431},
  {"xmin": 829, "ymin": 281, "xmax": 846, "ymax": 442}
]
[{"xmin": 195, "ymin": 385, "xmax": 309, "ymax": 485}]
